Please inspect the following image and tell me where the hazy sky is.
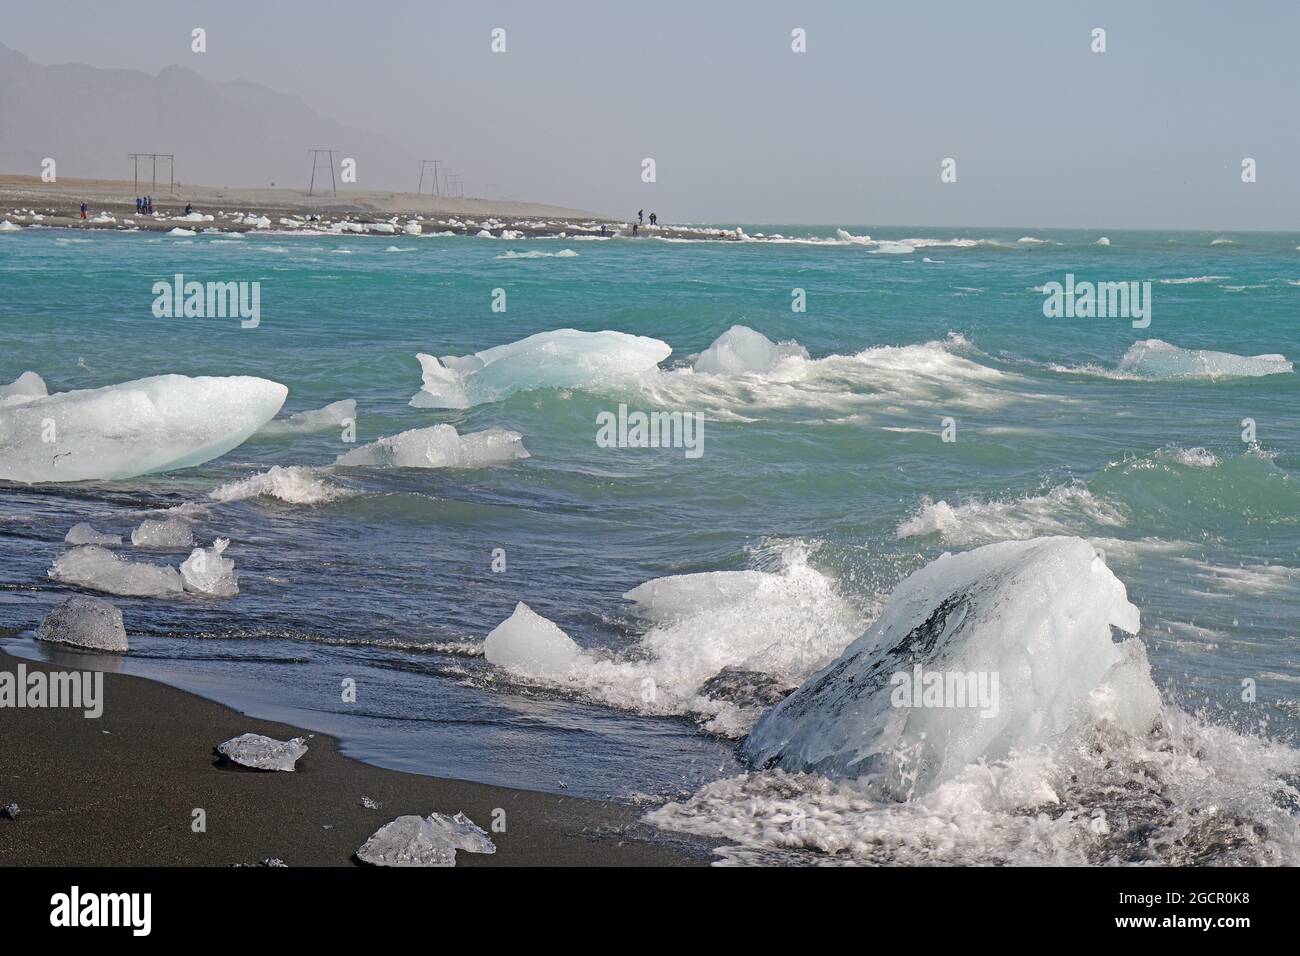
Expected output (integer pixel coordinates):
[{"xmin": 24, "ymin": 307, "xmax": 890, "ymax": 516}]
[{"xmin": 6, "ymin": 0, "xmax": 1299, "ymax": 229}]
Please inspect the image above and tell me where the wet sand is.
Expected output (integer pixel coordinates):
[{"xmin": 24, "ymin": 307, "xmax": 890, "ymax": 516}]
[{"xmin": 0, "ymin": 649, "xmax": 712, "ymax": 866}]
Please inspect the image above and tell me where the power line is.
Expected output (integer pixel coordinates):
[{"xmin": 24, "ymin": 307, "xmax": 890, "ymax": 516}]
[
  {"xmin": 306, "ymin": 146, "xmax": 338, "ymax": 195},
  {"xmin": 127, "ymin": 153, "xmax": 175, "ymax": 196},
  {"xmin": 417, "ymin": 160, "xmax": 442, "ymax": 197}
]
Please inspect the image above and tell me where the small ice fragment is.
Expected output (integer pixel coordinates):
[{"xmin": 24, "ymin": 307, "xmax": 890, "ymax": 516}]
[
  {"xmin": 336, "ymin": 424, "xmax": 528, "ymax": 469},
  {"xmin": 1, "ymin": 804, "xmax": 19, "ymax": 820},
  {"xmin": 429, "ymin": 811, "xmax": 496, "ymax": 855},
  {"xmin": 35, "ymin": 595, "xmax": 128, "ymax": 652},
  {"xmin": 131, "ymin": 517, "xmax": 195, "ymax": 549},
  {"xmin": 259, "ymin": 399, "xmax": 357, "ymax": 435},
  {"xmin": 216, "ymin": 733, "xmax": 310, "ymax": 771},
  {"xmin": 180, "ymin": 538, "xmax": 239, "ymax": 597},
  {"xmin": 65, "ymin": 522, "xmax": 122, "ymax": 546},
  {"xmin": 361, "ymin": 796, "xmax": 382, "ymax": 810}
]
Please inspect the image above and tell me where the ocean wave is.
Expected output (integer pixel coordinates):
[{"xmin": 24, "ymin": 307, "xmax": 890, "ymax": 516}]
[
  {"xmin": 495, "ymin": 249, "xmax": 579, "ymax": 259},
  {"xmin": 1156, "ymin": 275, "xmax": 1229, "ymax": 284},
  {"xmin": 648, "ymin": 537, "xmax": 1300, "ymax": 865},
  {"xmin": 210, "ymin": 465, "xmax": 352, "ymax": 505},
  {"xmin": 480, "ymin": 541, "xmax": 871, "ymax": 736},
  {"xmin": 896, "ymin": 483, "xmax": 1124, "ymax": 545}
]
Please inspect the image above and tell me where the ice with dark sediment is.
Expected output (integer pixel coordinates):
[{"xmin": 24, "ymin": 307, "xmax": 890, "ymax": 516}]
[
  {"xmin": 336, "ymin": 424, "xmax": 528, "ymax": 469},
  {"xmin": 216, "ymin": 733, "xmax": 309, "ymax": 771},
  {"xmin": 49, "ymin": 546, "xmax": 184, "ymax": 598},
  {"xmin": 64, "ymin": 522, "xmax": 122, "ymax": 546},
  {"xmin": 35, "ymin": 595, "xmax": 128, "ymax": 652},
  {"xmin": 743, "ymin": 537, "xmax": 1160, "ymax": 799},
  {"xmin": 355, "ymin": 812, "xmax": 495, "ymax": 867},
  {"xmin": 0, "ymin": 374, "xmax": 287, "ymax": 483},
  {"xmin": 409, "ymin": 329, "xmax": 671, "ymax": 408}
]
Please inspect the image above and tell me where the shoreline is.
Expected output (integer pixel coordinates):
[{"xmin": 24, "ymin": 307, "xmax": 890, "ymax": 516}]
[
  {"xmin": 0, "ymin": 174, "xmax": 741, "ymax": 241},
  {"xmin": 0, "ymin": 649, "xmax": 712, "ymax": 866}
]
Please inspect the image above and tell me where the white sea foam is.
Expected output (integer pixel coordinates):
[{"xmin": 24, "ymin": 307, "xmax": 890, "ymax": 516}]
[
  {"xmin": 211, "ymin": 465, "xmax": 350, "ymax": 505},
  {"xmin": 1156, "ymin": 275, "xmax": 1229, "ymax": 284},
  {"xmin": 896, "ymin": 484, "xmax": 1125, "ymax": 545},
  {"xmin": 482, "ymin": 544, "xmax": 869, "ymax": 736},
  {"xmin": 495, "ymin": 249, "xmax": 579, "ymax": 259}
]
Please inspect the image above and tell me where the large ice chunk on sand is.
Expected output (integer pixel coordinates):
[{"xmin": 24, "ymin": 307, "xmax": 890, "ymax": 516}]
[
  {"xmin": 409, "ymin": 329, "xmax": 672, "ymax": 408},
  {"xmin": 355, "ymin": 812, "xmax": 495, "ymax": 867},
  {"xmin": 484, "ymin": 602, "xmax": 585, "ymax": 678},
  {"xmin": 1118, "ymin": 339, "xmax": 1292, "ymax": 380},
  {"xmin": 35, "ymin": 595, "xmax": 128, "ymax": 652},
  {"xmin": 693, "ymin": 325, "xmax": 809, "ymax": 375},
  {"xmin": 49, "ymin": 546, "xmax": 184, "ymax": 597},
  {"xmin": 180, "ymin": 538, "xmax": 239, "ymax": 597},
  {"xmin": 131, "ymin": 517, "xmax": 194, "ymax": 549},
  {"xmin": 0, "ymin": 374, "xmax": 287, "ymax": 483},
  {"xmin": 216, "ymin": 733, "xmax": 309, "ymax": 771},
  {"xmin": 335, "ymin": 424, "xmax": 528, "ymax": 469},
  {"xmin": 743, "ymin": 537, "xmax": 1160, "ymax": 799},
  {"xmin": 0, "ymin": 371, "xmax": 48, "ymax": 407}
]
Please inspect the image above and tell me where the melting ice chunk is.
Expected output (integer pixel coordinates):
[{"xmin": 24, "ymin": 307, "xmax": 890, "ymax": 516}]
[
  {"xmin": 65, "ymin": 522, "xmax": 122, "ymax": 546},
  {"xmin": 693, "ymin": 325, "xmax": 809, "ymax": 375},
  {"xmin": 35, "ymin": 595, "xmax": 128, "ymax": 652},
  {"xmin": 355, "ymin": 812, "xmax": 495, "ymax": 867},
  {"xmin": 0, "ymin": 374, "xmax": 287, "ymax": 483},
  {"xmin": 259, "ymin": 399, "xmax": 356, "ymax": 435},
  {"xmin": 409, "ymin": 329, "xmax": 671, "ymax": 408},
  {"xmin": 180, "ymin": 538, "xmax": 239, "ymax": 597},
  {"xmin": 484, "ymin": 602, "xmax": 585, "ymax": 678},
  {"xmin": 49, "ymin": 546, "xmax": 184, "ymax": 597},
  {"xmin": 336, "ymin": 424, "xmax": 528, "ymax": 469},
  {"xmin": 216, "ymin": 733, "xmax": 309, "ymax": 771},
  {"xmin": 1118, "ymin": 339, "xmax": 1292, "ymax": 380},
  {"xmin": 0, "ymin": 371, "xmax": 48, "ymax": 407},
  {"xmin": 743, "ymin": 536, "xmax": 1160, "ymax": 799},
  {"xmin": 131, "ymin": 517, "xmax": 195, "ymax": 549}
]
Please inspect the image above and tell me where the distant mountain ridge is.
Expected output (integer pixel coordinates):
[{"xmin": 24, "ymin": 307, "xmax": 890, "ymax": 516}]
[{"xmin": 0, "ymin": 42, "xmax": 420, "ymax": 191}]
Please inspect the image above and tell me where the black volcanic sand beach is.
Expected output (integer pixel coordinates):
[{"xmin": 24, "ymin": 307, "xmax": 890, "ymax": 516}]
[{"xmin": 0, "ymin": 650, "xmax": 711, "ymax": 866}]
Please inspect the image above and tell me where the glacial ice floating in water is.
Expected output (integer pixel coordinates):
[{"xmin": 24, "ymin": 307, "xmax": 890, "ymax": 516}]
[
  {"xmin": 65, "ymin": 522, "xmax": 122, "ymax": 546},
  {"xmin": 336, "ymin": 424, "xmax": 528, "ymax": 469},
  {"xmin": 35, "ymin": 595, "xmax": 128, "ymax": 653},
  {"xmin": 49, "ymin": 546, "xmax": 184, "ymax": 598},
  {"xmin": 0, "ymin": 371, "xmax": 47, "ymax": 407},
  {"xmin": 131, "ymin": 517, "xmax": 194, "ymax": 549},
  {"xmin": 409, "ymin": 329, "xmax": 672, "ymax": 408},
  {"xmin": 180, "ymin": 538, "xmax": 239, "ymax": 597},
  {"xmin": 743, "ymin": 536, "xmax": 1161, "ymax": 799},
  {"xmin": 693, "ymin": 325, "xmax": 809, "ymax": 376},
  {"xmin": 355, "ymin": 812, "xmax": 495, "ymax": 867},
  {"xmin": 1118, "ymin": 339, "xmax": 1292, "ymax": 380},
  {"xmin": 259, "ymin": 399, "xmax": 356, "ymax": 435},
  {"xmin": 216, "ymin": 733, "xmax": 309, "ymax": 771},
  {"xmin": 0, "ymin": 374, "xmax": 287, "ymax": 483},
  {"xmin": 484, "ymin": 603, "xmax": 586, "ymax": 678}
]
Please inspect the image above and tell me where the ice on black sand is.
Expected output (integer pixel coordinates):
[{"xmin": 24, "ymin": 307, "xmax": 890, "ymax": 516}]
[
  {"xmin": 216, "ymin": 733, "xmax": 310, "ymax": 771},
  {"xmin": 356, "ymin": 812, "xmax": 496, "ymax": 867},
  {"xmin": 36, "ymin": 595, "xmax": 128, "ymax": 653}
]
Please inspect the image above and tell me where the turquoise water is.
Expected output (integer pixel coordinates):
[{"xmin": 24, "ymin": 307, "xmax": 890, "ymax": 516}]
[{"xmin": 1, "ymin": 225, "xmax": 1298, "ymax": 856}]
